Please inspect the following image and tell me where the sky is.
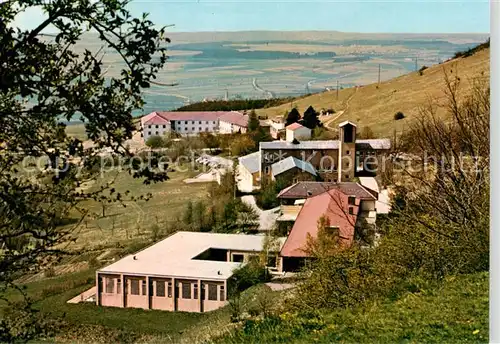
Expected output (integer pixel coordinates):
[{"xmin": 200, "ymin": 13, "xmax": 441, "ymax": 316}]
[{"xmin": 13, "ymin": 0, "xmax": 490, "ymax": 34}]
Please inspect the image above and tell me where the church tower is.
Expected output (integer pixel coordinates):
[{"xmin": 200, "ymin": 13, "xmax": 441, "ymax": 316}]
[{"xmin": 337, "ymin": 121, "xmax": 357, "ymax": 182}]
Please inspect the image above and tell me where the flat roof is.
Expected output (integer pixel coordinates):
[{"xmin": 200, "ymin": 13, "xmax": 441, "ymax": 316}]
[
  {"xmin": 260, "ymin": 140, "xmax": 340, "ymax": 150},
  {"xmin": 99, "ymin": 232, "xmax": 286, "ymax": 281}
]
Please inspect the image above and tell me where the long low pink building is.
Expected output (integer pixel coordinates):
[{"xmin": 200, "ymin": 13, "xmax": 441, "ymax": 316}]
[{"xmin": 96, "ymin": 232, "xmax": 285, "ymax": 313}]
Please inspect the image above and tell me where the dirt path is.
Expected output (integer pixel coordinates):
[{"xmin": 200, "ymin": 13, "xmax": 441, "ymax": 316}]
[{"xmin": 324, "ymin": 87, "xmax": 359, "ymax": 129}]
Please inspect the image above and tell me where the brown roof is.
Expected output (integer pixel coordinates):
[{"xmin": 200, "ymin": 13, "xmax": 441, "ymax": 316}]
[
  {"xmin": 219, "ymin": 112, "xmax": 248, "ymax": 127},
  {"xmin": 277, "ymin": 182, "xmax": 376, "ymax": 200},
  {"xmin": 280, "ymin": 189, "xmax": 358, "ymax": 258}
]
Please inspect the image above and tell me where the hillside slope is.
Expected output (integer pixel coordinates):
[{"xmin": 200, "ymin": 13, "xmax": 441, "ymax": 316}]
[
  {"xmin": 216, "ymin": 272, "xmax": 488, "ymax": 344},
  {"xmin": 257, "ymin": 48, "xmax": 489, "ymax": 137}
]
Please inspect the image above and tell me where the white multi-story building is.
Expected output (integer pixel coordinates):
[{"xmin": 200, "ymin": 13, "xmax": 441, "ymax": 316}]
[{"xmin": 140, "ymin": 111, "xmax": 248, "ymax": 140}]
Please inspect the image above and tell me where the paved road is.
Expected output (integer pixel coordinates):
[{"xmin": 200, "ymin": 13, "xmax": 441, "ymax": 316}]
[{"xmin": 241, "ymin": 195, "xmax": 279, "ymax": 231}]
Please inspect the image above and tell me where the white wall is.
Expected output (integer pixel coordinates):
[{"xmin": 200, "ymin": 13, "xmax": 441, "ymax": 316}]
[
  {"xmin": 219, "ymin": 121, "xmax": 247, "ymax": 134},
  {"xmin": 172, "ymin": 120, "xmax": 219, "ymax": 136},
  {"xmin": 237, "ymin": 164, "xmax": 254, "ymax": 193},
  {"xmin": 143, "ymin": 123, "xmax": 171, "ymax": 141},
  {"xmin": 286, "ymin": 127, "xmax": 311, "ymax": 142}
]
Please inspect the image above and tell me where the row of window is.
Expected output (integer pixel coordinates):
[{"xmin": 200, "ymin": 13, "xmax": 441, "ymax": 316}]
[{"xmin": 103, "ymin": 278, "xmax": 224, "ymax": 301}]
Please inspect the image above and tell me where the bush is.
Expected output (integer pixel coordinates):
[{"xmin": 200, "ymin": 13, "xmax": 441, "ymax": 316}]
[
  {"xmin": 419, "ymin": 65, "xmax": 428, "ymax": 76},
  {"xmin": 394, "ymin": 111, "xmax": 405, "ymax": 120},
  {"xmin": 145, "ymin": 135, "xmax": 165, "ymax": 148}
]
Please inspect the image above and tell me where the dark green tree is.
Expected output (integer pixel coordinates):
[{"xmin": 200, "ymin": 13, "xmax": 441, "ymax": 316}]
[
  {"xmin": 183, "ymin": 201, "xmax": 194, "ymax": 228},
  {"xmin": 248, "ymin": 109, "xmax": 260, "ymax": 132},
  {"xmin": 285, "ymin": 108, "xmax": 301, "ymax": 126},
  {"xmin": 0, "ymin": 1, "xmax": 169, "ymax": 338},
  {"xmin": 302, "ymin": 105, "xmax": 322, "ymax": 129}
]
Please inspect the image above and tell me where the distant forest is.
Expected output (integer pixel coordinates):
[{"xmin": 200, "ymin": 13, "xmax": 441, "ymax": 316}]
[{"xmin": 175, "ymin": 97, "xmax": 297, "ymax": 112}]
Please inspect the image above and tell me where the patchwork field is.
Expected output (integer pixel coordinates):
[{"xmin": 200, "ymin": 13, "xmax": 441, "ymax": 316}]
[{"xmin": 63, "ymin": 31, "xmax": 487, "ymax": 114}]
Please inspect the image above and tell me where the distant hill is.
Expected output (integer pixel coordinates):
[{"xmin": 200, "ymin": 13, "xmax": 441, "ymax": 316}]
[{"xmin": 257, "ymin": 45, "xmax": 490, "ymax": 137}]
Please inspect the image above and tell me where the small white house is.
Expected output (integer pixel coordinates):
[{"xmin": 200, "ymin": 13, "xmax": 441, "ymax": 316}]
[
  {"xmin": 237, "ymin": 151, "xmax": 260, "ymax": 193},
  {"xmin": 269, "ymin": 117, "xmax": 285, "ymax": 139},
  {"xmin": 285, "ymin": 123, "xmax": 311, "ymax": 142}
]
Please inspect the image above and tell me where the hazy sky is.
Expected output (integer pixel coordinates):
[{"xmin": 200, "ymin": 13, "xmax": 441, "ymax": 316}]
[{"xmin": 14, "ymin": 0, "xmax": 490, "ymax": 33}]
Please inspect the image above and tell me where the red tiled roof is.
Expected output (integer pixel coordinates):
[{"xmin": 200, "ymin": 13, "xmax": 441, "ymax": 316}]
[
  {"xmin": 219, "ymin": 112, "xmax": 248, "ymax": 127},
  {"xmin": 286, "ymin": 122, "xmax": 305, "ymax": 131},
  {"xmin": 142, "ymin": 112, "xmax": 170, "ymax": 126},
  {"xmin": 157, "ymin": 111, "xmax": 225, "ymax": 121},
  {"xmin": 280, "ymin": 189, "xmax": 358, "ymax": 258},
  {"xmin": 277, "ymin": 182, "xmax": 376, "ymax": 200}
]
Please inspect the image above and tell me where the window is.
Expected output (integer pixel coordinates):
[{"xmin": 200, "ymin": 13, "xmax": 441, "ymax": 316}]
[
  {"xmin": 155, "ymin": 131, "xmax": 158, "ymax": 135},
  {"xmin": 130, "ymin": 279, "xmax": 140, "ymax": 295},
  {"xmin": 167, "ymin": 281, "xmax": 172, "ymax": 298},
  {"xmin": 267, "ymin": 255, "xmax": 277, "ymax": 268},
  {"xmin": 208, "ymin": 284, "xmax": 218, "ymax": 301},
  {"xmin": 147, "ymin": 131, "xmax": 151, "ymax": 136},
  {"xmin": 182, "ymin": 282, "xmax": 191, "ymax": 299},
  {"xmin": 142, "ymin": 280, "xmax": 147, "ymax": 295},
  {"xmin": 156, "ymin": 280, "xmax": 165, "ymax": 297},
  {"xmin": 220, "ymin": 286, "xmax": 225, "ymax": 302},
  {"xmin": 117, "ymin": 279, "xmax": 121, "ymax": 294},
  {"xmin": 205, "ymin": 128, "xmax": 208, "ymax": 132},
  {"xmin": 349, "ymin": 207, "xmax": 355, "ymax": 215},
  {"xmin": 194, "ymin": 283, "xmax": 198, "ymax": 299},
  {"xmin": 327, "ymin": 226, "xmax": 340, "ymax": 236},
  {"xmin": 232, "ymin": 254, "xmax": 244, "ymax": 263},
  {"xmin": 348, "ymin": 196, "xmax": 356, "ymax": 205},
  {"xmin": 199, "ymin": 121, "xmax": 202, "ymax": 124},
  {"xmin": 163, "ymin": 125, "xmax": 166, "ymax": 128},
  {"xmin": 192, "ymin": 127, "xmax": 195, "ymax": 131},
  {"xmin": 264, "ymin": 166, "xmax": 270, "ymax": 174},
  {"xmin": 345, "ymin": 175, "xmax": 349, "ymax": 180},
  {"xmin": 346, "ymin": 150, "xmax": 350, "ymax": 154},
  {"xmin": 155, "ymin": 125, "xmax": 158, "ymax": 128},
  {"xmin": 105, "ymin": 278, "xmax": 114, "ymax": 293},
  {"xmin": 199, "ymin": 127, "xmax": 202, "ymax": 131}
]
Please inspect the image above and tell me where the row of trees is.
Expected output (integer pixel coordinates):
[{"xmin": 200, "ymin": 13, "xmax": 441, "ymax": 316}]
[
  {"xmin": 284, "ymin": 106, "xmax": 323, "ymax": 130},
  {"xmin": 179, "ymin": 171, "xmax": 259, "ymax": 234}
]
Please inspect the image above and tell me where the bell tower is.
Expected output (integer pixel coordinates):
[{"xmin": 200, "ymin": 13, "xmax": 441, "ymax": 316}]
[{"xmin": 337, "ymin": 121, "xmax": 357, "ymax": 182}]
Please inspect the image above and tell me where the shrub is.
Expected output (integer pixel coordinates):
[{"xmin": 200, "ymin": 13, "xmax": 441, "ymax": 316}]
[
  {"xmin": 394, "ymin": 111, "xmax": 405, "ymax": 120},
  {"xmin": 145, "ymin": 135, "xmax": 165, "ymax": 148},
  {"xmin": 419, "ymin": 65, "xmax": 428, "ymax": 76}
]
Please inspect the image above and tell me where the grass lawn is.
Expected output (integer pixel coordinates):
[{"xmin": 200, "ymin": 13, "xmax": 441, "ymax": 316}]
[
  {"xmin": 216, "ymin": 272, "xmax": 489, "ymax": 343},
  {"xmin": 67, "ymin": 167, "xmax": 210, "ymax": 252}
]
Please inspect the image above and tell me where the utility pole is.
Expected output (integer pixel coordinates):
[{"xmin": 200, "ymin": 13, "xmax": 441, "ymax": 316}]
[
  {"xmin": 336, "ymin": 80, "xmax": 339, "ymax": 100},
  {"xmin": 415, "ymin": 57, "xmax": 418, "ymax": 72},
  {"xmin": 378, "ymin": 64, "xmax": 381, "ymax": 85}
]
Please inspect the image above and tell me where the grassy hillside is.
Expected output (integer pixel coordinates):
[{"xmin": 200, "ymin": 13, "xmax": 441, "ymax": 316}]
[
  {"xmin": 257, "ymin": 48, "xmax": 489, "ymax": 137},
  {"xmin": 216, "ymin": 272, "xmax": 488, "ymax": 344}
]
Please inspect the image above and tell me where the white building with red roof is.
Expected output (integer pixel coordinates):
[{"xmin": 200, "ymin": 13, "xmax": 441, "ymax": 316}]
[
  {"xmin": 285, "ymin": 122, "xmax": 311, "ymax": 142},
  {"xmin": 219, "ymin": 112, "xmax": 249, "ymax": 134},
  {"xmin": 141, "ymin": 111, "xmax": 248, "ymax": 140}
]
